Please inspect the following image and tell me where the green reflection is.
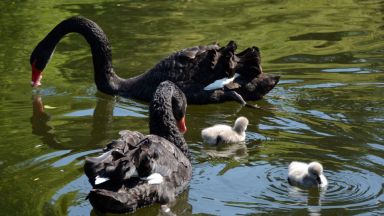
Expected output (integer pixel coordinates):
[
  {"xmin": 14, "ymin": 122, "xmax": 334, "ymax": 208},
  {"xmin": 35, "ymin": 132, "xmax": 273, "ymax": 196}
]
[{"xmin": 0, "ymin": 0, "xmax": 383, "ymax": 215}]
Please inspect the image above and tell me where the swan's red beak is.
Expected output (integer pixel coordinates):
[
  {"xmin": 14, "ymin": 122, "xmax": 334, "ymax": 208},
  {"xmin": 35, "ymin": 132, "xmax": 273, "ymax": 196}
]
[
  {"xmin": 31, "ymin": 62, "xmax": 43, "ymax": 87},
  {"xmin": 177, "ymin": 116, "xmax": 187, "ymax": 134},
  {"xmin": 33, "ymin": 96, "xmax": 45, "ymax": 114}
]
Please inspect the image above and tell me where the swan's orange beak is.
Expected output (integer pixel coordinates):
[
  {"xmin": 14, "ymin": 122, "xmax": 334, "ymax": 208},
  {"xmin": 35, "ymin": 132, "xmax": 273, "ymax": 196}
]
[
  {"xmin": 31, "ymin": 62, "xmax": 43, "ymax": 87},
  {"xmin": 177, "ymin": 116, "xmax": 187, "ymax": 134}
]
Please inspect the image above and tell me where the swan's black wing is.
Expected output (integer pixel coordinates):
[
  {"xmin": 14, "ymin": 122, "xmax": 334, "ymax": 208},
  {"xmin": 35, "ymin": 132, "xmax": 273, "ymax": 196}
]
[
  {"xmin": 104, "ymin": 130, "xmax": 145, "ymax": 152},
  {"xmin": 157, "ymin": 41, "xmax": 279, "ymax": 104},
  {"xmin": 84, "ymin": 130, "xmax": 145, "ymax": 185},
  {"xmin": 152, "ymin": 41, "xmax": 238, "ymax": 87},
  {"xmin": 180, "ymin": 74, "xmax": 279, "ymax": 105},
  {"xmin": 87, "ymin": 135, "xmax": 192, "ymax": 213}
]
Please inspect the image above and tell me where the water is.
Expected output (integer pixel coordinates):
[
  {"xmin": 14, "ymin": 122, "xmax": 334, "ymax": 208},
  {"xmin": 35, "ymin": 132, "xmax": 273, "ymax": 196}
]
[{"xmin": 0, "ymin": 0, "xmax": 383, "ymax": 215}]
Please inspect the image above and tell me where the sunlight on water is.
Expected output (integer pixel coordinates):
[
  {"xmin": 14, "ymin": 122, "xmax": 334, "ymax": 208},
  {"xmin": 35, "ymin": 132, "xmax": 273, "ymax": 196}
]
[{"xmin": 0, "ymin": 0, "xmax": 383, "ymax": 215}]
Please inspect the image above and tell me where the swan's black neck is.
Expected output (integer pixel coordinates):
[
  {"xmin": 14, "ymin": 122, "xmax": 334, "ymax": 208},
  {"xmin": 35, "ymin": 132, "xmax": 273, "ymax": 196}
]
[
  {"xmin": 35, "ymin": 16, "xmax": 136, "ymax": 95},
  {"xmin": 149, "ymin": 82, "xmax": 190, "ymax": 158}
]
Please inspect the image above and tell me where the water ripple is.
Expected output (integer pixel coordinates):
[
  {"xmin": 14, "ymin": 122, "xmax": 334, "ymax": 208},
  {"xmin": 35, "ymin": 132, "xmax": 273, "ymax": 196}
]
[
  {"xmin": 191, "ymin": 162, "xmax": 384, "ymax": 214},
  {"xmin": 260, "ymin": 163, "xmax": 384, "ymax": 212}
]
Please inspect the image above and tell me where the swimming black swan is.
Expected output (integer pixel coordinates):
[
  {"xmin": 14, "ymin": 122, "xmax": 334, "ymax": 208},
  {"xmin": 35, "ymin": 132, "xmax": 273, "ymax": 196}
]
[
  {"xmin": 288, "ymin": 161, "xmax": 328, "ymax": 188},
  {"xmin": 201, "ymin": 116, "xmax": 249, "ymax": 144},
  {"xmin": 83, "ymin": 81, "xmax": 192, "ymax": 213},
  {"xmin": 30, "ymin": 16, "xmax": 280, "ymax": 104}
]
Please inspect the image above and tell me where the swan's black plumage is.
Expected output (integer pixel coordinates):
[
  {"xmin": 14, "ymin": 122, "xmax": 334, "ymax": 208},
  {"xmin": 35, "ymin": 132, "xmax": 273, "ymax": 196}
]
[
  {"xmin": 30, "ymin": 16, "xmax": 279, "ymax": 104},
  {"xmin": 83, "ymin": 81, "xmax": 192, "ymax": 213}
]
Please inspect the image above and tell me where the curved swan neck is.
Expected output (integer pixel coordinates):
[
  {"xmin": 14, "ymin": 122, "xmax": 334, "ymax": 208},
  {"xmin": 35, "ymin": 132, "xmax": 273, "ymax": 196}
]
[
  {"xmin": 37, "ymin": 16, "xmax": 132, "ymax": 94},
  {"xmin": 149, "ymin": 84, "xmax": 190, "ymax": 158}
]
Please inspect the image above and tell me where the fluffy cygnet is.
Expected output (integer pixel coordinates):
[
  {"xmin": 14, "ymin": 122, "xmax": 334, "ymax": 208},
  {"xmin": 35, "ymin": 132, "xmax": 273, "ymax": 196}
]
[
  {"xmin": 201, "ymin": 116, "xmax": 249, "ymax": 144},
  {"xmin": 288, "ymin": 161, "xmax": 328, "ymax": 188}
]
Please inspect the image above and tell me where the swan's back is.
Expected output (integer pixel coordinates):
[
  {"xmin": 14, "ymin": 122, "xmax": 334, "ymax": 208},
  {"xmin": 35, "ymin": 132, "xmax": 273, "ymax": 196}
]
[
  {"xmin": 288, "ymin": 162, "xmax": 308, "ymax": 180},
  {"xmin": 147, "ymin": 43, "xmax": 232, "ymax": 85},
  {"xmin": 87, "ymin": 135, "xmax": 192, "ymax": 213},
  {"xmin": 201, "ymin": 124, "xmax": 233, "ymax": 144}
]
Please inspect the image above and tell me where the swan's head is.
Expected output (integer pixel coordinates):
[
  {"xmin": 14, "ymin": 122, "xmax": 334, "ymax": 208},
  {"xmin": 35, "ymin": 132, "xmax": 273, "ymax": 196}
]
[
  {"xmin": 308, "ymin": 162, "xmax": 324, "ymax": 184},
  {"xmin": 150, "ymin": 81, "xmax": 188, "ymax": 134},
  {"xmin": 30, "ymin": 43, "xmax": 52, "ymax": 87},
  {"xmin": 233, "ymin": 116, "xmax": 249, "ymax": 133}
]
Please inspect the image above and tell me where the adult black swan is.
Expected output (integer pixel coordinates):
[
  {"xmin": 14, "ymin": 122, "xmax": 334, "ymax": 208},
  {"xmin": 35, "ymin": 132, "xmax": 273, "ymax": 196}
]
[
  {"xmin": 83, "ymin": 81, "xmax": 192, "ymax": 213},
  {"xmin": 30, "ymin": 16, "xmax": 280, "ymax": 104}
]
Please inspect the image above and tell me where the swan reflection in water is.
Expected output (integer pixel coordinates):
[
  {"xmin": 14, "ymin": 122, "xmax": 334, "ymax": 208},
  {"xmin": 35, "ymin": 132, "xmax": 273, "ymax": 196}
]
[
  {"xmin": 31, "ymin": 95, "xmax": 54, "ymax": 144},
  {"xmin": 31, "ymin": 93, "xmax": 115, "ymax": 150},
  {"xmin": 287, "ymin": 184, "xmax": 327, "ymax": 216},
  {"xmin": 203, "ymin": 142, "xmax": 249, "ymax": 161}
]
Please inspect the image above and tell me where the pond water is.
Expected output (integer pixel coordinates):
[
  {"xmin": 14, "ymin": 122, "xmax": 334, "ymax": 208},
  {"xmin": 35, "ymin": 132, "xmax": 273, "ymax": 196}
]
[{"xmin": 0, "ymin": 0, "xmax": 383, "ymax": 215}]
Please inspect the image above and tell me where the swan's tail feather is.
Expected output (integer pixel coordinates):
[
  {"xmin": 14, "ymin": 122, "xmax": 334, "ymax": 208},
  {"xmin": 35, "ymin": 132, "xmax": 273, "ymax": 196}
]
[
  {"xmin": 213, "ymin": 41, "xmax": 238, "ymax": 78},
  {"xmin": 235, "ymin": 46, "xmax": 262, "ymax": 79}
]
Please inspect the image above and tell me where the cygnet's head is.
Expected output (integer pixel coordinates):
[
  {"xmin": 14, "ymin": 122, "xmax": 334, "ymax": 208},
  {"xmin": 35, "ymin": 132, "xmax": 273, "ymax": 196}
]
[
  {"xmin": 233, "ymin": 116, "xmax": 249, "ymax": 133},
  {"xmin": 308, "ymin": 162, "xmax": 324, "ymax": 183}
]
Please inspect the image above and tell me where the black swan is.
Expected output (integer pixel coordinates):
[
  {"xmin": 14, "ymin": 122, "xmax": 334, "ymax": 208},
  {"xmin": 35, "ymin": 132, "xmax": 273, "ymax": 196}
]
[
  {"xmin": 83, "ymin": 81, "xmax": 192, "ymax": 213},
  {"xmin": 30, "ymin": 16, "xmax": 280, "ymax": 105}
]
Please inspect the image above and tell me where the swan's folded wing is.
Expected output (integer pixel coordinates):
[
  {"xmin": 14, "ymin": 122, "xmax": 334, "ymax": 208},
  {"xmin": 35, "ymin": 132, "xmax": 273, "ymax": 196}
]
[
  {"xmin": 176, "ymin": 42, "xmax": 238, "ymax": 85},
  {"xmin": 104, "ymin": 130, "xmax": 145, "ymax": 152},
  {"xmin": 178, "ymin": 44, "xmax": 220, "ymax": 60},
  {"xmin": 87, "ymin": 136, "xmax": 192, "ymax": 213},
  {"xmin": 137, "ymin": 135, "xmax": 191, "ymax": 175},
  {"xmin": 88, "ymin": 183, "xmax": 157, "ymax": 213},
  {"xmin": 119, "ymin": 130, "xmax": 145, "ymax": 149},
  {"xmin": 85, "ymin": 130, "xmax": 145, "ymax": 185},
  {"xmin": 84, "ymin": 150, "xmax": 114, "ymax": 183}
]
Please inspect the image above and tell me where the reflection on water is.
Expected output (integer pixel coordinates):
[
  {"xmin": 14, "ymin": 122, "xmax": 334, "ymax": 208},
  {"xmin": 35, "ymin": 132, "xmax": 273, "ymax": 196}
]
[{"xmin": 0, "ymin": 0, "xmax": 383, "ymax": 215}]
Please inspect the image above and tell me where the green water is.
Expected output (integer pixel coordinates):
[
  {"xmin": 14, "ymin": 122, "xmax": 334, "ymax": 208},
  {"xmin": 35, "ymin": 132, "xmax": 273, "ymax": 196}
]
[{"xmin": 0, "ymin": 0, "xmax": 383, "ymax": 215}]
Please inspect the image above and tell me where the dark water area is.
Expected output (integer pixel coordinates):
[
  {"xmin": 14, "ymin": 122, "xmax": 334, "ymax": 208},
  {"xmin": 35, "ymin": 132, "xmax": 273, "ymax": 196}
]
[{"xmin": 0, "ymin": 0, "xmax": 383, "ymax": 215}]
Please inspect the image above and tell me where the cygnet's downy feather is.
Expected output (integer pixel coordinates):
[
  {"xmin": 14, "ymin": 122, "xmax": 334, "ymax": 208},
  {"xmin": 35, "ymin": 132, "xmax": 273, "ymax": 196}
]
[
  {"xmin": 288, "ymin": 161, "xmax": 328, "ymax": 188},
  {"xmin": 201, "ymin": 116, "xmax": 249, "ymax": 144}
]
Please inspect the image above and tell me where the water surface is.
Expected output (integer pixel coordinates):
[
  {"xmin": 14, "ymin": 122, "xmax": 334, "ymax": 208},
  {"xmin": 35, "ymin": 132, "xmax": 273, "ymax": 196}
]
[{"xmin": 0, "ymin": 0, "xmax": 383, "ymax": 215}]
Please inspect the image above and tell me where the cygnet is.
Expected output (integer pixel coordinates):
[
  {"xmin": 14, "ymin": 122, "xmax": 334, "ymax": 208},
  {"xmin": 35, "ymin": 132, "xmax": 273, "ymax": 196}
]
[
  {"xmin": 201, "ymin": 116, "xmax": 249, "ymax": 145},
  {"xmin": 288, "ymin": 161, "xmax": 328, "ymax": 187}
]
